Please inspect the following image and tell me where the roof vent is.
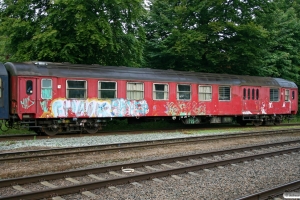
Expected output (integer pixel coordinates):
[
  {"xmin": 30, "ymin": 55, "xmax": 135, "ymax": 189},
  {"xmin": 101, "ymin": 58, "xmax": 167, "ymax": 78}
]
[{"xmin": 34, "ymin": 62, "xmax": 48, "ymax": 66}]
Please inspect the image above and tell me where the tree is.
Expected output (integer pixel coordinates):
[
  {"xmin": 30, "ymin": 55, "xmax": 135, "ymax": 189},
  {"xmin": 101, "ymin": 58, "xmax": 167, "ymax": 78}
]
[
  {"xmin": 0, "ymin": 0, "xmax": 146, "ymax": 66},
  {"xmin": 144, "ymin": 0, "xmax": 271, "ymax": 75},
  {"xmin": 256, "ymin": 0, "xmax": 300, "ymax": 84}
]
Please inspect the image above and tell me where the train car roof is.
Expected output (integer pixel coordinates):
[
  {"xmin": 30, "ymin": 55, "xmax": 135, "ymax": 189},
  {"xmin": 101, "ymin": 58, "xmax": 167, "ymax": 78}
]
[
  {"xmin": 0, "ymin": 63, "xmax": 8, "ymax": 76},
  {"xmin": 4, "ymin": 61, "xmax": 298, "ymax": 88}
]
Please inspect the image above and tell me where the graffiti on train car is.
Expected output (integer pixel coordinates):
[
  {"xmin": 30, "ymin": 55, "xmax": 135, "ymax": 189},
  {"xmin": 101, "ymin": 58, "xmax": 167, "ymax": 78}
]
[
  {"xmin": 40, "ymin": 98, "xmax": 149, "ymax": 118},
  {"xmin": 164, "ymin": 101, "xmax": 206, "ymax": 116},
  {"xmin": 21, "ymin": 96, "xmax": 35, "ymax": 109}
]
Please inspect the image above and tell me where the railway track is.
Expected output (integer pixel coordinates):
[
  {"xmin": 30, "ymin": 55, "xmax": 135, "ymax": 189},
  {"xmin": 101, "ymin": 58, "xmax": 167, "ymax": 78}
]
[
  {"xmin": 1, "ymin": 128, "xmax": 300, "ymax": 162},
  {"xmin": 237, "ymin": 180, "xmax": 300, "ymax": 200},
  {"xmin": 0, "ymin": 140, "xmax": 299, "ymax": 200}
]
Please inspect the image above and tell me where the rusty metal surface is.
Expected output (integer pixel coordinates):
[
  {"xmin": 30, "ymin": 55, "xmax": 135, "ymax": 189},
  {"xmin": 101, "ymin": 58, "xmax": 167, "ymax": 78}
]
[{"xmin": 4, "ymin": 62, "xmax": 298, "ymax": 88}]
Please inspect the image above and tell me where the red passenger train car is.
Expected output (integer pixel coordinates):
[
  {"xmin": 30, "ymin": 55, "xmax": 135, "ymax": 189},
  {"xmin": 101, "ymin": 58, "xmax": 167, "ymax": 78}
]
[{"xmin": 0, "ymin": 61, "xmax": 298, "ymax": 135}]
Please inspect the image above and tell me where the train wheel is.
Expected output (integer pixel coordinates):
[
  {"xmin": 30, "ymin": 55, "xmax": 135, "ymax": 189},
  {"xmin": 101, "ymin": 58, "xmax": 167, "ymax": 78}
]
[
  {"xmin": 253, "ymin": 121, "xmax": 262, "ymax": 127},
  {"xmin": 239, "ymin": 121, "xmax": 247, "ymax": 126},
  {"xmin": 42, "ymin": 126, "xmax": 59, "ymax": 136},
  {"xmin": 274, "ymin": 120, "xmax": 281, "ymax": 125},
  {"xmin": 84, "ymin": 122, "xmax": 100, "ymax": 134}
]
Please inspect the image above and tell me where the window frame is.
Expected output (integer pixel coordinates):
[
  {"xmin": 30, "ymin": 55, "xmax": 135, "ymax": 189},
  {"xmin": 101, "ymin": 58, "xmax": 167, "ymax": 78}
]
[
  {"xmin": 66, "ymin": 80, "xmax": 87, "ymax": 99},
  {"xmin": 218, "ymin": 86, "xmax": 231, "ymax": 101},
  {"xmin": 127, "ymin": 82, "xmax": 144, "ymax": 100},
  {"xmin": 98, "ymin": 81, "xmax": 117, "ymax": 99},
  {"xmin": 153, "ymin": 83, "xmax": 169, "ymax": 100},
  {"xmin": 270, "ymin": 88, "xmax": 279, "ymax": 102},
  {"xmin": 177, "ymin": 84, "xmax": 191, "ymax": 100},
  {"xmin": 198, "ymin": 85, "xmax": 212, "ymax": 101},
  {"xmin": 285, "ymin": 89, "xmax": 290, "ymax": 101},
  {"xmin": 41, "ymin": 79, "xmax": 52, "ymax": 99}
]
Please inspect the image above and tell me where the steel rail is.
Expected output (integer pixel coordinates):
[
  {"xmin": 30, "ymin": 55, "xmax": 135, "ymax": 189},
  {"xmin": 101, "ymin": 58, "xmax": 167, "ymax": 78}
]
[
  {"xmin": 0, "ymin": 146, "xmax": 299, "ymax": 200},
  {"xmin": 1, "ymin": 128, "xmax": 300, "ymax": 162},
  {"xmin": 236, "ymin": 180, "xmax": 300, "ymax": 200},
  {"xmin": 1, "ymin": 139, "xmax": 299, "ymax": 187}
]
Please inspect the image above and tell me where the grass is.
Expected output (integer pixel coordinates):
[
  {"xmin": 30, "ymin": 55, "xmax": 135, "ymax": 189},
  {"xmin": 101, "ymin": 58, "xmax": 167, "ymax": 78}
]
[
  {"xmin": 0, "ymin": 121, "xmax": 35, "ymax": 135},
  {"xmin": 1, "ymin": 140, "xmax": 17, "ymax": 146}
]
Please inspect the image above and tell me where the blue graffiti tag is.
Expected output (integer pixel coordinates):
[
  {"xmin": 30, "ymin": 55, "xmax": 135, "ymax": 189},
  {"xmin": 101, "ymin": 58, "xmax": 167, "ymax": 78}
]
[{"xmin": 49, "ymin": 98, "xmax": 149, "ymax": 117}]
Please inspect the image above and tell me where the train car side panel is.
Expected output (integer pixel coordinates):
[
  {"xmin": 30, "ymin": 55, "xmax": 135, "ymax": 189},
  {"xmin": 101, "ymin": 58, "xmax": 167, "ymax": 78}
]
[
  {"xmin": 242, "ymin": 86, "xmax": 262, "ymax": 115},
  {"xmin": 0, "ymin": 63, "xmax": 9, "ymax": 119}
]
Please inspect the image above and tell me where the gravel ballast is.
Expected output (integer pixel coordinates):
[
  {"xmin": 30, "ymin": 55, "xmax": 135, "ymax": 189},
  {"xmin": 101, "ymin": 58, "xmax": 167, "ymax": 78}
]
[
  {"xmin": 0, "ymin": 127, "xmax": 299, "ymax": 151},
  {"xmin": 1, "ymin": 129, "xmax": 300, "ymax": 200}
]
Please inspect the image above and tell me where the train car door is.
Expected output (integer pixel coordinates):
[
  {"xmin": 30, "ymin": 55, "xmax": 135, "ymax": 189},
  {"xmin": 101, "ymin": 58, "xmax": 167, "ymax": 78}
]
[
  {"xmin": 290, "ymin": 89, "xmax": 298, "ymax": 114},
  {"xmin": 242, "ymin": 87, "xmax": 261, "ymax": 114},
  {"xmin": 0, "ymin": 63, "xmax": 9, "ymax": 119},
  {"xmin": 19, "ymin": 78, "xmax": 37, "ymax": 117}
]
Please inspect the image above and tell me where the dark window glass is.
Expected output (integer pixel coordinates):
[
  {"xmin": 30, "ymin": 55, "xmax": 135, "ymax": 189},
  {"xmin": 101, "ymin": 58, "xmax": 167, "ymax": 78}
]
[
  {"xmin": 256, "ymin": 89, "xmax": 259, "ymax": 100},
  {"xmin": 219, "ymin": 86, "xmax": 230, "ymax": 100},
  {"xmin": 247, "ymin": 88, "xmax": 250, "ymax": 100},
  {"xmin": 154, "ymin": 84, "xmax": 169, "ymax": 100},
  {"xmin": 243, "ymin": 88, "xmax": 246, "ymax": 100},
  {"xmin": 26, "ymin": 80, "xmax": 33, "ymax": 95},
  {"xmin": 270, "ymin": 88, "xmax": 279, "ymax": 101},
  {"xmin": 252, "ymin": 89, "xmax": 255, "ymax": 100},
  {"xmin": 67, "ymin": 80, "xmax": 86, "ymax": 99},
  {"xmin": 98, "ymin": 82, "xmax": 116, "ymax": 99},
  {"xmin": 177, "ymin": 85, "xmax": 191, "ymax": 100}
]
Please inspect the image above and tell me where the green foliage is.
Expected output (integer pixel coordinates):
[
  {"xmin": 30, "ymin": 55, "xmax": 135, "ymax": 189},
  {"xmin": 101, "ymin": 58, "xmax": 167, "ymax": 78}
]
[
  {"xmin": 144, "ymin": 0, "xmax": 270, "ymax": 75},
  {"xmin": 256, "ymin": 0, "xmax": 300, "ymax": 85},
  {"xmin": 0, "ymin": 0, "xmax": 146, "ymax": 66},
  {"xmin": 142, "ymin": 0, "xmax": 300, "ymax": 109},
  {"xmin": 1, "ymin": 0, "xmax": 300, "ymax": 90}
]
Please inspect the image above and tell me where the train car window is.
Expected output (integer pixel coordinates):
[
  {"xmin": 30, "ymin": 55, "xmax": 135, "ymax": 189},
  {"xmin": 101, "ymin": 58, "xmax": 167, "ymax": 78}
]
[
  {"xmin": 26, "ymin": 80, "xmax": 33, "ymax": 95},
  {"xmin": 285, "ymin": 89, "xmax": 290, "ymax": 101},
  {"xmin": 252, "ymin": 89, "xmax": 255, "ymax": 100},
  {"xmin": 153, "ymin": 84, "xmax": 169, "ymax": 100},
  {"xmin": 256, "ymin": 89, "xmax": 259, "ymax": 100},
  {"xmin": 292, "ymin": 91, "xmax": 295, "ymax": 100},
  {"xmin": 243, "ymin": 88, "xmax": 246, "ymax": 100},
  {"xmin": 177, "ymin": 84, "xmax": 191, "ymax": 100},
  {"xmin": 199, "ymin": 85, "xmax": 212, "ymax": 101},
  {"xmin": 66, "ymin": 80, "xmax": 87, "ymax": 99},
  {"xmin": 127, "ymin": 82, "xmax": 144, "ymax": 100},
  {"xmin": 0, "ymin": 79, "xmax": 2, "ymax": 98},
  {"xmin": 98, "ymin": 81, "xmax": 116, "ymax": 99},
  {"xmin": 247, "ymin": 88, "xmax": 250, "ymax": 100},
  {"xmin": 41, "ymin": 79, "xmax": 52, "ymax": 99},
  {"xmin": 270, "ymin": 88, "xmax": 279, "ymax": 102},
  {"xmin": 219, "ymin": 86, "xmax": 230, "ymax": 101}
]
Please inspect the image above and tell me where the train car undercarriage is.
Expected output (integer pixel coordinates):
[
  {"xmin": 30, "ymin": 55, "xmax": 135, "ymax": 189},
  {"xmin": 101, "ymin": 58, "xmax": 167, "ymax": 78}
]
[{"xmin": 0, "ymin": 114, "xmax": 292, "ymax": 136}]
